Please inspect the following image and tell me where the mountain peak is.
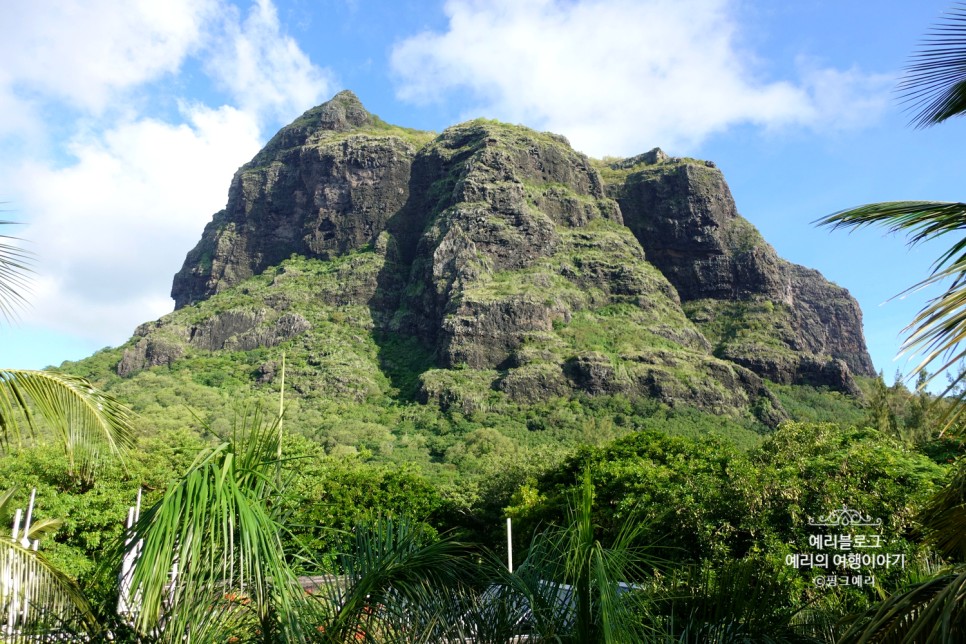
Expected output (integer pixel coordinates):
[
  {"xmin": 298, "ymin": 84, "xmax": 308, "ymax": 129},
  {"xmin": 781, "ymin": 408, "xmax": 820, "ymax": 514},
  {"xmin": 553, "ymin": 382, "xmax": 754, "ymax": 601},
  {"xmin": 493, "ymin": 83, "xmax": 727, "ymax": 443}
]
[
  {"xmin": 163, "ymin": 91, "xmax": 873, "ymax": 420},
  {"xmin": 246, "ymin": 90, "xmax": 375, "ymax": 167},
  {"xmin": 306, "ymin": 89, "xmax": 371, "ymax": 131}
]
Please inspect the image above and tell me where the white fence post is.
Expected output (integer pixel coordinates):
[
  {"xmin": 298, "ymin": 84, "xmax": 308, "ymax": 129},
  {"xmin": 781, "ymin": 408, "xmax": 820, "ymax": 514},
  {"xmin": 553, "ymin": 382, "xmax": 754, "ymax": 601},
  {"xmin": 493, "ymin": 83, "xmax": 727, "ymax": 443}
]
[
  {"xmin": 4, "ymin": 488, "xmax": 38, "ymax": 638},
  {"xmin": 507, "ymin": 517, "xmax": 513, "ymax": 573},
  {"xmin": 118, "ymin": 488, "xmax": 143, "ymax": 621}
]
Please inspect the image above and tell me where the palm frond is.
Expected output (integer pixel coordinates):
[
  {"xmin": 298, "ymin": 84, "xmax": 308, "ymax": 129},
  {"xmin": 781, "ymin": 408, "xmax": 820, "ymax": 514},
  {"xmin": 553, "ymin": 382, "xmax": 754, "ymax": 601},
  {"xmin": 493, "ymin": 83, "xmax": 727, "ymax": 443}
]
[
  {"xmin": 915, "ymin": 461, "xmax": 966, "ymax": 562},
  {"xmin": 561, "ymin": 471, "xmax": 656, "ymax": 643},
  {"xmin": 470, "ymin": 471, "xmax": 658, "ymax": 643},
  {"xmin": 899, "ymin": 3, "xmax": 966, "ymax": 127},
  {"xmin": 453, "ymin": 548, "xmax": 572, "ymax": 643},
  {"xmin": 0, "ymin": 220, "xmax": 32, "ymax": 324},
  {"xmin": 0, "ymin": 488, "xmax": 62, "ymax": 542},
  {"xmin": 0, "ymin": 538, "xmax": 100, "ymax": 641},
  {"xmin": 118, "ymin": 409, "xmax": 309, "ymax": 642},
  {"xmin": 0, "ymin": 369, "xmax": 135, "ymax": 479},
  {"xmin": 817, "ymin": 201, "xmax": 966, "ymax": 429},
  {"xmin": 837, "ymin": 568, "xmax": 966, "ymax": 643},
  {"xmin": 312, "ymin": 517, "xmax": 470, "ymax": 643}
]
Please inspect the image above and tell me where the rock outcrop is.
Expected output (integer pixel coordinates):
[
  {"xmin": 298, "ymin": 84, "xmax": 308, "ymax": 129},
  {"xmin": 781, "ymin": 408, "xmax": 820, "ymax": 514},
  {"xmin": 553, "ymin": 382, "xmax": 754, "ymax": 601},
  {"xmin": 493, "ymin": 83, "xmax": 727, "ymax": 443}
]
[
  {"xmin": 117, "ymin": 309, "xmax": 310, "ymax": 377},
  {"xmin": 606, "ymin": 150, "xmax": 875, "ymax": 390},
  {"xmin": 172, "ymin": 91, "xmax": 427, "ymax": 309},
  {"xmin": 128, "ymin": 92, "xmax": 876, "ymax": 423}
]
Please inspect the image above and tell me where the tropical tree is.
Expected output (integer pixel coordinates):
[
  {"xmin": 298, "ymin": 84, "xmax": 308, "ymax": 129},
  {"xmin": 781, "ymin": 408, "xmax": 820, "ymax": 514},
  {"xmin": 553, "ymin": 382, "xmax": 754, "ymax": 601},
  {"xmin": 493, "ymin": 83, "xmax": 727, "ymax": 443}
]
[
  {"xmin": 462, "ymin": 471, "xmax": 657, "ymax": 643},
  {"xmin": 817, "ymin": 5, "xmax": 966, "ymax": 427},
  {"xmin": 0, "ymin": 536, "xmax": 100, "ymax": 642},
  {"xmin": 308, "ymin": 517, "xmax": 470, "ymax": 643},
  {"xmin": 111, "ymin": 405, "xmax": 474, "ymax": 643},
  {"xmin": 0, "ymin": 487, "xmax": 100, "ymax": 642},
  {"xmin": 113, "ymin": 409, "xmax": 310, "ymax": 642}
]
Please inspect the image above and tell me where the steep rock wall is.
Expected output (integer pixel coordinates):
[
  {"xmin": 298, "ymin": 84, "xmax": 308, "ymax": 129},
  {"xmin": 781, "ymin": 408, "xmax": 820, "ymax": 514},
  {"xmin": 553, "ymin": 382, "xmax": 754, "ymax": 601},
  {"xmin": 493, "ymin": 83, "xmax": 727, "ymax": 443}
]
[{"xmin": 607, "ymin": 150, "xmax": 875, "ymax": 389}]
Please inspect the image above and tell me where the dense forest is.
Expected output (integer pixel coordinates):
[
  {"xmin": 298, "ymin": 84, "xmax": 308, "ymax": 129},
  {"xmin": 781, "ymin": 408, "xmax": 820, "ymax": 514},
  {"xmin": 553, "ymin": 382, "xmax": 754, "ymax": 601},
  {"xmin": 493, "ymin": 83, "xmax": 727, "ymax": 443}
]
[{"xmin": 3, "ymin": 363, "xmax": 964, "ymax": 641}]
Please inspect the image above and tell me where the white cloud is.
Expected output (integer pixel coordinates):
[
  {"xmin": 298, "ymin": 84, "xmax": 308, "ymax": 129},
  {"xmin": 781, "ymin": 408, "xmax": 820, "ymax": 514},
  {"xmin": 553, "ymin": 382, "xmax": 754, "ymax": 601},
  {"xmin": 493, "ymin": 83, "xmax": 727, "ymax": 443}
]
[
  {"xmin": 390, "ymin": 0, "xmax": 891, "ymax": 156},
  {"xmin": 0, "ymin": 0, "xmax": 217, "ymax": 121},
  {"xmin": 793, "ymin": 60, "xmax": 893, "ymax": 132},
  {"xmin": 11, "ymin": 105, "xmax": 263, "ymax": 342},
  {"xmin": 0, "ymin": 0, "xmax": 335, "ymax": 353},
  {"xmin": 205, "ymin": 0, "xmax": 336, "ymax": 123}
]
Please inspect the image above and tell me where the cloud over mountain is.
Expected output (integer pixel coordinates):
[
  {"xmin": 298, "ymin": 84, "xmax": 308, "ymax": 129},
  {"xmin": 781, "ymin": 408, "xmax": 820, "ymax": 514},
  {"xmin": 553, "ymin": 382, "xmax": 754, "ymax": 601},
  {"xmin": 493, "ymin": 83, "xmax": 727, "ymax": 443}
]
[{"xmin": 391, "ymin": 0, "xmax": 890, "ymax": 156}]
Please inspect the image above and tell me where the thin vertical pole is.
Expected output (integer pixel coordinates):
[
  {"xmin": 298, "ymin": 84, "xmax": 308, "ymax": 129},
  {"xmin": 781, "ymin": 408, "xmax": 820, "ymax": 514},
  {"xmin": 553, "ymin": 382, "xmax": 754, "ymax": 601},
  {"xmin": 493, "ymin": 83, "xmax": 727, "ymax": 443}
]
[
  {"xmin": 21, "ymin": 488, "xmax": 36, "ymax": 547},
  {"xmin": 506, "ymin": 517, "xmax": 513, "ymax": 573},
  {"xmin": 278, "ymin": 351, "xmax": 286, "ymax": 425},
  {"xmin": 276, "ymin": 352, "xmax": 285, "ymax": 487}
]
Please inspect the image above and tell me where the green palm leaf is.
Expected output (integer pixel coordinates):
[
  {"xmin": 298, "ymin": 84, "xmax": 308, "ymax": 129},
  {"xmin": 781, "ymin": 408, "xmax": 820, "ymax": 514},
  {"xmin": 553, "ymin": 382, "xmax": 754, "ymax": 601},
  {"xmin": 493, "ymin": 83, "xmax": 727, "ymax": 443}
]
[
  {"xmin": 915, "ymin": 461, "xmax": 966, "ymax": 563},
  {"xmin": 0, "ymin": 488, "xmax": 62, "ymax": 543},
  {"xmin": 561, "ymin": 470, "xmax": 652, "ymax": 643},
  {"xmin": 0, "ymin": 369, "xmax": 135, "ymax": 479},
  {"xmin": 899, "ymin": 4, "xmax": 966, "ymax": 127},
  {"xmin": 0, "ymin": 220, "xmax": 32, "ymax": 324},
  {"xmin": 817, "ymin": 201, "xmax": 966, "ymax": 428},
  {"xmin": 470, "ymin": 471, "xmax": 658, "ymax": 643},
  {"xmin": 838, "ymin": 568, "xmax": 966, "ymax": 643},
  {"xmin": 0, "ymin": 537, "xmax": 101, "ymax": 641},
  {"xmin": 311, "ymin": 518, "xmax": 470, "ymax": 643},
  {"xmin": 0, "ymin": 486, "xmax": 98, "ymax": 641},
  {"xmin": 118, "ymin": 409, "xmax": 309, "ymax": 642}
]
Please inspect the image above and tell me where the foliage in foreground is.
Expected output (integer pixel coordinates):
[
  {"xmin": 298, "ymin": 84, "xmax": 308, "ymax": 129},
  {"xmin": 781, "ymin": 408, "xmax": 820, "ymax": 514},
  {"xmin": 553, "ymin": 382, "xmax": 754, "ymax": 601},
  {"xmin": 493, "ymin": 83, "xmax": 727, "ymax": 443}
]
[
  {"xmin": 0, "ymin": 411, "xmax": 962, "ymax": 642},
  {"xmin": 115, "ymin": 409, "xmax": 308, "ymax": 642}
]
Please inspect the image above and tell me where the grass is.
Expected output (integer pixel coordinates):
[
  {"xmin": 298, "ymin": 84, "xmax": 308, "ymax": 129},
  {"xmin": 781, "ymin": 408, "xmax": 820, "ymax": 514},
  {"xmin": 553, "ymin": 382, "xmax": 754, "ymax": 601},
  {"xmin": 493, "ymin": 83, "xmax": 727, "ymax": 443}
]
[
  {"xmin": 683, "ymin": 297, "xmax": 799, "ymax": 358},
  {"xmin": 591, "ymin": 153, "xmax": 714, "ymax": 184}
]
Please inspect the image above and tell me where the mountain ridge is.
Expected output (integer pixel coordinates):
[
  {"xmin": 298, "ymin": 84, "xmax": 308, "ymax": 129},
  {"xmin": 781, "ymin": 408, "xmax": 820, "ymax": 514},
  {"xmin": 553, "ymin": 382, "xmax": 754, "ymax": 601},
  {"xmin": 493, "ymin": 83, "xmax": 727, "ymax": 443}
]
[{"xmin": 105, "ymin": 90, "xmax": 873, "ymax": 432}]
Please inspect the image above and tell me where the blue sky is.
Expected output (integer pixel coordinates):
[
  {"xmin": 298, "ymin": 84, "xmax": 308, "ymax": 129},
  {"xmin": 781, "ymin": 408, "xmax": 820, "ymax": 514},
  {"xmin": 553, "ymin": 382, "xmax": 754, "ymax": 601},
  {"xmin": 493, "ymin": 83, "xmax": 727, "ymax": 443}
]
[{"xmin": 1, "ymin": 0, "xmax": 963, "ymax": 387}]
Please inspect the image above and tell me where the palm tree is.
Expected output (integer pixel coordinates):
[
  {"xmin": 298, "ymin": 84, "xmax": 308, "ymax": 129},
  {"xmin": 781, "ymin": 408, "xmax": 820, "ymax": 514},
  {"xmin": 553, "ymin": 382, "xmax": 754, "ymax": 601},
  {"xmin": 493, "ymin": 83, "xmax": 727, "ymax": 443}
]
[
  {"xmin": 0, "ymin": 487, "xmax": 101, "ymax": 642},
  {"xmin": 115, "ymin": 409, "xmax": 310, "ymax": 642},
  {"xmin": 0, "ymin": 220, "xmax": 135, "ymax": 638},
  {"xmin": 819, "ymin": 7, "xmax": 966, "ymax": 642},
  {"xmin": 308, "ymin": 517, "xmax": 470, "ymax": 643},
  {"xmin": 817, "ymin": 5, "xmax": 966, "ymax": 428},
  {"xmin": 114, "ymin": 406, "xmax": 473, "ymax": 643},
  {"xmin": 457, "ymin": 471, "xmax": 657, "ymax": 643},
  {"xmin": 0, "ymin": 537, "xmax": 100, "ymax": 642}
]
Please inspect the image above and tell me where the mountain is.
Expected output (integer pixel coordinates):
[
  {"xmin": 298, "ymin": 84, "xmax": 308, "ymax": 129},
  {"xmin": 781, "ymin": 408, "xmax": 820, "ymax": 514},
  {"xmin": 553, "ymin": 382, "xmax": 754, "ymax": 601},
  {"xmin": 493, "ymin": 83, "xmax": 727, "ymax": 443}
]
[{"xmin": 73, "ymin": 91, "xmax": 874, "ymax": 447}]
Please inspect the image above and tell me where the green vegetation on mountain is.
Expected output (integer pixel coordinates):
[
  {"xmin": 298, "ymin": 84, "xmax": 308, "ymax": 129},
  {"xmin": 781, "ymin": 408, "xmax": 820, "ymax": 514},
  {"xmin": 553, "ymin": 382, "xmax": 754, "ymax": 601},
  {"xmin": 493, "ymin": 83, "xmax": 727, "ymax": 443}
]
[{"xmin": 11, "ymin": 86, "xmax": 966, "ymax": 641}]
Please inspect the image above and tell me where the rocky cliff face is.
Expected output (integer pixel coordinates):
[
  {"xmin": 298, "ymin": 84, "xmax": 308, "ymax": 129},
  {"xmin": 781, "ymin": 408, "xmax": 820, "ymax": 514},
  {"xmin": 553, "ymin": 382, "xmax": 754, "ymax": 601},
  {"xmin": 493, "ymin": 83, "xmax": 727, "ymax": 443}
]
[
  {"xmin": 172, "ymin": 91, "xmax": 430, "ymax": 309},
  {"xmin": 397, "ymin": 121, "xmax": 623, "ymax": 366},
  {"xmin": 605, "ymin": 150, "xmax": 875, "ymax": 391},
  {"xmin": 154, "ymin": 91, "xmax": 874, "ymax": 422}
]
